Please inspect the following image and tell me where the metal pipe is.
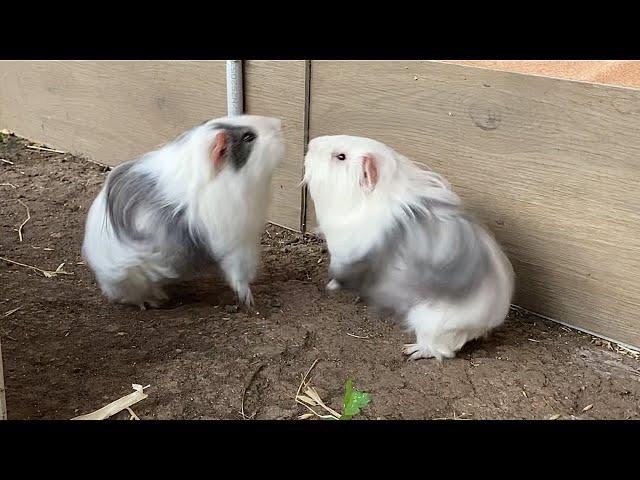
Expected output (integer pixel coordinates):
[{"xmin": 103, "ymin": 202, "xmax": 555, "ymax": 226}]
[{"xmin": 226, "ymin": 60, "xmax": 244, "ymax": 116}]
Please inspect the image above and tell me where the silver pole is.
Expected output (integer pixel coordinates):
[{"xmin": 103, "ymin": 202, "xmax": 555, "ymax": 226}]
[{"xmin": 226, "ymin": 60, "xmax": 244, "ymax": 116}]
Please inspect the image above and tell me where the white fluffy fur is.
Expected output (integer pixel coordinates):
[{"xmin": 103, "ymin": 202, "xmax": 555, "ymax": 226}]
[
  {"xmin": 304, "ymin": 134, "xmax": 514, "ymax": 361},
  {"xmin": 82, "ymin": 115, "xmax": 283, "ymax": 309}
]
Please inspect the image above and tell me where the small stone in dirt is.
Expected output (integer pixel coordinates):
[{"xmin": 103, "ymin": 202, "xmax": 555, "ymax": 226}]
[
  {"xmin": 105, "ymin": 324, "xmax": 119, "ymax": 333},
  {"xmin": 260, "ymin": 405, "xmax": 296, "ymax": 420},
  {"xmin": 175, "ymin": 349, "xmax": 183, "ymax": 354}
]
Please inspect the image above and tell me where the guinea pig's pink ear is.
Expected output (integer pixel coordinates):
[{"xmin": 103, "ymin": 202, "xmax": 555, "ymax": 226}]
[
  {"xmin": 360, "ymin": 154, "xmax": 379, "ymax": 193},
  {"xmin": 211, "ymin": 131, "xmax": 229, "ymax": 168}
]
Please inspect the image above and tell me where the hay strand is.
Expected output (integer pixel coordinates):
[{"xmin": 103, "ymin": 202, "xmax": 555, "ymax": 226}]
[
  {"xmin": 0, "ymin": 256, "xmax": 73, "ymax": 278},
  {"xmin": 16, "ymin": 200, "xmax": 30, "ymax": 242},
  {"xmin": 72, "ymin": 384, "xmax": 150, "ymax": 420}
]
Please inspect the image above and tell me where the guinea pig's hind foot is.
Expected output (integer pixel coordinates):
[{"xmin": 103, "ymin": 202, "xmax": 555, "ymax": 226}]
[{"xmin": 326, "ymin": 279, "xmax": 341, "ymax": 291}]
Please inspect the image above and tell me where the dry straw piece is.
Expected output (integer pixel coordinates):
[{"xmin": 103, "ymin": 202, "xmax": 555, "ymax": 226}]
[
  {"xmin": 346, "ymin": 332, "xmax": 370, "ymax": 339},
  {"xmin": 72, "ymin": 384, "xmax": 150, "ymax": 420},
  {"xmin": 590, "ymin": 337, "xmax": 640, "ymax": 360},
  {"xmin": 16, "ymin": 200, "xmax": 30, "ymax": 242},
  {"xmin": 294, "ymin": 359, "xmax": 342, "ymax": 420},
  {"xmin": 3, "ymin": 307, "xmax": 21, "ymax": 317},
  {"xmin": 0, "ymin": 256, "xmax": 73, "ymax": 278},
  {"xmin": 26, "ymin": 144, "xmax": 66, "ymax": 154}
]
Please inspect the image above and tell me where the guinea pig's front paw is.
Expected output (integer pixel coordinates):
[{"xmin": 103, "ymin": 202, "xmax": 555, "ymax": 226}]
[
  {"xmin": 326, "ymin": 279, "xmax": 341, "ymax": 291},
  {"xmin": 137, "ymin": 298, "xmax": 163, "ymax": 310},
  {"xmin": 237, "ymin": 287, "xmax": 254, "ymax": 307},
  {"xmin": 403, "ymin": 343, "xmax": 436, "ymax": 361}
]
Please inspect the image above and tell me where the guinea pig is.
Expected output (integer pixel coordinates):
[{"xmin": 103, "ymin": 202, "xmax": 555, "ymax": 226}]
[
  {"xmin": 303, "ymin": 134, "xmax": 514, "ymax": 361},
  {"xmin": 82, "ymin": 115, "xmax": 284, "ymax": 309}
]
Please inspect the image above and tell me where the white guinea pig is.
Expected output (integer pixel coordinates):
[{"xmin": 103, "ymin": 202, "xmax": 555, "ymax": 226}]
[
  {"xmin": 82, "ymin": 115, "xmax": 283, "ymax": 309},
  {"xmin": 303, "ymin": 135, "xmax": 514, "ymax": 361}
]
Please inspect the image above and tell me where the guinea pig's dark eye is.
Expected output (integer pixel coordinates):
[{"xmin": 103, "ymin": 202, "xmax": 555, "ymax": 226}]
[
  {"xmin": 336, "ymin": 153, "xmax": 346, "ymax": 161},
  {"xmin": 242, "ymin": 132, "xmax": 256, "ymax": 143}
]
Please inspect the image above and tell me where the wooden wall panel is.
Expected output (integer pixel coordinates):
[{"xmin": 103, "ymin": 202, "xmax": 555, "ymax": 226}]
[
  {"xmin": 308, "ymin": 60, "xmax": 640, "ymax": 348},
  {"xmin": 0, "ymin": 61, "xmax": 228, "ymax": 166},
  {"xmin": 244, "ymin": 61, "xmax": 306, "ymax": 230}
]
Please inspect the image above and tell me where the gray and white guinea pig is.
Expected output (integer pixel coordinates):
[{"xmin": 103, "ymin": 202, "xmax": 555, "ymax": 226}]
[
  {"xmin": 303, "ymin": 135, "xmax": 514, "ymax": 361},
  {"xmin": 82, "ymin": 115, "xmax": 284, "ymax": 309}
]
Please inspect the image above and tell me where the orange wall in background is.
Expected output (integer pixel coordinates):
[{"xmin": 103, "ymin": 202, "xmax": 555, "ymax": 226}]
[{"xmin": 444, "ymin": 61, "xmax": 640, "ymax": 89}]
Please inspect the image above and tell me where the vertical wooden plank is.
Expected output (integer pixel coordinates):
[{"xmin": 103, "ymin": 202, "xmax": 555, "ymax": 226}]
[
  {"xmin": 300, "ymin": 60, "xmax": 312, "ymax": 233},
  {"xmin": 244, "ymin": 61, "xmax": 306, "ymax": 230}
]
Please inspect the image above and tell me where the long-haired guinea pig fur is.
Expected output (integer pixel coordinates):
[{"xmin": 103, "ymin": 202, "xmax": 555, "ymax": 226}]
[
  {"xmin": 303, "ymin": 135, "xmax": 514, "ymax": 361},
  {"xmin": 82, "ymin": 115, "xmax": 284, "ymax": 309}
]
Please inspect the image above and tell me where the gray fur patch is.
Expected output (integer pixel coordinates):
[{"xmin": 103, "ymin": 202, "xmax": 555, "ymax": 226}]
[
  {"xmin": 210, "ymin": 123, "xmax": 257, "ymax": 171},
  {"xmin": 104, "ymin": 160, "xmax": 215, "ymax": 276},
  {"xmin": 330, "ymin": 197, "xmax": 494, "ymax": 317}
]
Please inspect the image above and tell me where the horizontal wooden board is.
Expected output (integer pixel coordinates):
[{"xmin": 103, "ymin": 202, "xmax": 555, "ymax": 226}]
[
  {"xmin": 244, "ymin": 61, "xmax": 306, "ymax": 230},
  {"xmin": 0, "ymin": 61, "xmax": 228, "ymax": 166},
  {"xmin": 308, "ymin": 60, "xmax": 640, "ymax": 348}
]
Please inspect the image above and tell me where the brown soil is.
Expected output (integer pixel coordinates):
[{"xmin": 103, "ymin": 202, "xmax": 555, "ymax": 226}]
[{"xmin": 1, "ymin": 133, "xmax": 639, "ymax": 420}]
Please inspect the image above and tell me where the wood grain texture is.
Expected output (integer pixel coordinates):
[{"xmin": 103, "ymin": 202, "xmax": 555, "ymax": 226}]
[
  {"xmin": 0, "ymin": 61, "xmax": 228, "ymax": 166},
  {"xmin": 308, "ymin": 60, "xmax": 640, "ymax": 348},
  {"xmin": 244, "ymin": 61, "xmax": 306, "ymax": 230}
]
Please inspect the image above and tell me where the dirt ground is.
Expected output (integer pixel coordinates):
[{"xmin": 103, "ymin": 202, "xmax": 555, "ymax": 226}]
[{"xmin": 1, "ymin": 133, "xmax": 639, "ymax": 420}]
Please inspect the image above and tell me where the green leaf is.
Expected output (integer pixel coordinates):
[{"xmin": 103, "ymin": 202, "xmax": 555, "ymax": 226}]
[
  {"xmin": 343, "ymin": 379, "xmax": 354, "ymax": 410},
  {"xmin": 341, "ymin": 379, "xmax": 371, "ymax": 419}
]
